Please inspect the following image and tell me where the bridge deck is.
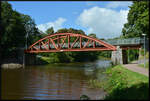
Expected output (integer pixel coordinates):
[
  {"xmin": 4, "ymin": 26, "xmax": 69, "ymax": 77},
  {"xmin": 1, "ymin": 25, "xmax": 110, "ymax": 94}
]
[{"xmin": 104, "ymin": 37, "xmax": 146, "ymax": 46}]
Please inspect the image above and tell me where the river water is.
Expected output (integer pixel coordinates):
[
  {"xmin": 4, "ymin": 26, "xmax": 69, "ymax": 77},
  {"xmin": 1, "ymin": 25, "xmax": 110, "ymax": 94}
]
[{"xmin": 1, "ymin": 60, "xmax": 112, "ymax": 100}]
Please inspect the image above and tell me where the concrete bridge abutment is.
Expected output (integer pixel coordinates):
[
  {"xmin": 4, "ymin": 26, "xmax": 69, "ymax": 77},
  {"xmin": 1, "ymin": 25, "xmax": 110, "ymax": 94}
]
[{"xmin": 111, "ymin": 46, "xmax": 128, "ymax": 65}]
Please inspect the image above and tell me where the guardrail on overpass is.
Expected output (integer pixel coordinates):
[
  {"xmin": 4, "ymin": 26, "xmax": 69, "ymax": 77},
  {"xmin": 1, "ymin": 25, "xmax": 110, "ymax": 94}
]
[{"xmin": 104, "ymin": 37, "xmax": 149, "ymax": 46}]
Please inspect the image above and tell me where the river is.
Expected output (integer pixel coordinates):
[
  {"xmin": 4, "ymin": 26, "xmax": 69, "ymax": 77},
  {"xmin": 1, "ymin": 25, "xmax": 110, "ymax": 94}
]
[{"xmin": 1, "ymin": 60, "xmax": 112, "ymax": 100}]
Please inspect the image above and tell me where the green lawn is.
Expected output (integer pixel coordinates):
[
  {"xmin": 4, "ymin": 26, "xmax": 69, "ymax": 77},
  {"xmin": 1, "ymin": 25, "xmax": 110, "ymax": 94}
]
[
  {"xmin": 102, "ymin": 65, "xmax": 149, "ymax": 100},
  {"xmin": 87, "ymin": 65, "xmax": 149, "ymax": 100},
  {"xmin": 138, "ymin": 62, "xmax": 149, "ymax": 69}
]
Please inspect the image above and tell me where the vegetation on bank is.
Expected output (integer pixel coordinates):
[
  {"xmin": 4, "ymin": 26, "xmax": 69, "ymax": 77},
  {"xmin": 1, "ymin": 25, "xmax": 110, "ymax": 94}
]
[
  {"xmin": 138, "ymin": 62, "xmax": 149, "ymax": 69},
  {"xmin": 38, "ymin": 51, "xmax": 106, "ymax": 64},
  {"xmin": 138, "ymin": 50, "xmax": 149, "ymax": 69},
  {"xmin": 139, "ymin": 50, "xmax": 149, "ymax": 60},
  {"xmin": 88, "ymin": 65, "xmax": 149, "ymax": 100}
]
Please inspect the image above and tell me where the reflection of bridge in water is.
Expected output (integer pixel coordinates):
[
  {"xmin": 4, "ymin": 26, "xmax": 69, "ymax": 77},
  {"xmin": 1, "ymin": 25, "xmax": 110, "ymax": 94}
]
[{"xmin": 24, "ymin": 33, "xmax": 149, "ymax": 65}]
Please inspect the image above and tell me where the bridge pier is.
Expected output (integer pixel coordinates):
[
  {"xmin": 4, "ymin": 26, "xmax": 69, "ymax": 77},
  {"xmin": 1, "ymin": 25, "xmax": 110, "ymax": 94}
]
[
  {"xmin": 111, "ymin": 46, "xmax": 128, "ymax": 65},
  {"xmin": 23, "ymin": 53, "xmax": 36, "ymax": 66}
]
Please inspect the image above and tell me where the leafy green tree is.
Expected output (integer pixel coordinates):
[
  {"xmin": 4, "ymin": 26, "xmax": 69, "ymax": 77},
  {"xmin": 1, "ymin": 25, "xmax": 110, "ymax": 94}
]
[
  {"xmin": 88, "ymin": 33, "xmax": 97, "ymax": 38},
  {"xmin": 1, "ymin": 2, "xmax": 26, "ymax": 57},
  {"xmin": 121, "ymin": 1, "xmax": 149, "ymax": 62},
  {"xmin": 56, "ymin": 28, "xmax": 85, "ymax": 35},
  {"xmin": 21, "ymin": 14, "xmax": 41, "ymax": 46},
  {"xmin": 57, "ymin": 28, "xmax": 68, "ymax": 33},
  {"xmin": 122, "ymin": 1, "xmax": 149, "ymax": 38},
  {"xmin": 1, "ymin": 1, "xmax": 40, "ymax": 59},
  {"xmin": 56, "ymin": 28, "xmax": 86, "ymax": 42},
  {"xmin": 46, "ymin": 27, "xmax": 54, "ymax": 34}
]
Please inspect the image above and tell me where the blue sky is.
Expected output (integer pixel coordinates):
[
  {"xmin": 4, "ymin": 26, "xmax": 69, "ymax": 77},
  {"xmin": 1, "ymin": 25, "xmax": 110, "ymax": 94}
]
[{"xmin": 9, "ymin": 1, "xmax": 132, "ymax": 39}]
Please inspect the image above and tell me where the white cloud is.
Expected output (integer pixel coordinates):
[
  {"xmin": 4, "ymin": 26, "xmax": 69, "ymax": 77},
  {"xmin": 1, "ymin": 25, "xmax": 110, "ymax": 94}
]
[
  {"xmin": 37, "ymin": 17, "xmax": 66, "ymax": 32},
  {"xmin": 106, "ymin": 1, "xmax": 132, "ymax": 9},
  {"xmin": 77, "ymin": 6, "xmax": 129, "ymax": 39}
]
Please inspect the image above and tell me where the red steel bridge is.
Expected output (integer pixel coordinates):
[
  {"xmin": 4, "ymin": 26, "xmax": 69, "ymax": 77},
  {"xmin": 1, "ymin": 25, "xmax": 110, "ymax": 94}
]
[{"xmin": 24, "ymin": 33, "xmax": 144, "ymax": 53}]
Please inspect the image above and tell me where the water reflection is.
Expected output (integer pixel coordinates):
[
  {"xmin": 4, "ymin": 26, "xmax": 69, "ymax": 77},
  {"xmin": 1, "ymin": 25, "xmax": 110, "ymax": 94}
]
[{"xmin": 2, "ymin": 60, "xmax": 110, "ymax": 100}]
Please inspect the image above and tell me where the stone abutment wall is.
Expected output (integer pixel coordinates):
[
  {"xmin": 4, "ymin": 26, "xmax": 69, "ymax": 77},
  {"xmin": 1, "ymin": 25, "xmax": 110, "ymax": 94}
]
[{"xmin": 111, "ymin": 46, "xmax": 128, "ymax": 65}]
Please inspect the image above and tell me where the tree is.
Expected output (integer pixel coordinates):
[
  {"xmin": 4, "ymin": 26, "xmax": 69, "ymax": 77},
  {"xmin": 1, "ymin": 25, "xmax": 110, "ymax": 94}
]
[
  {"xmin": 88, "ymin": 33, "xmax": 97, "ymax": 38},
  {"xmin": 56, "ymin": 28, "xmax": 85, "ymax": 35},
  {"xmin": 122, "ymin": 1, "xmax": 149, "ymax": 38},
  {"xmin": 46, "ymin": 27, "xmax": 54, "ymax": 34},
  {"xmin": 57, "ymin": 28, "xmax": 68, "ymax": 33},
  {"xmin": 1, "ymin": 1, "xmax": 26, "ymax": 57},
  {"xmin": 1, "ymin": 1, "xmax": 40, "ymax": 58},
  {"xmin": 21, "ymin": 14, "xmax": 40, "ymax": 46}
]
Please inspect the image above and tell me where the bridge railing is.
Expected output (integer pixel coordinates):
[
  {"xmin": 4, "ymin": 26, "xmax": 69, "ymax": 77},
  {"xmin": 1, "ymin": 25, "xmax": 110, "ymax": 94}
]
[{"xmin": 104, "ymin": 37, "xmax": 145, "ymax": 45}]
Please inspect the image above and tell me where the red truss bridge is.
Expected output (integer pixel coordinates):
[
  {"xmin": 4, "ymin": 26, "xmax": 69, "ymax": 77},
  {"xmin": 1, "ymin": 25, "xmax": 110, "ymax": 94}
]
[{"xmin": 24, "ymin": 33, "xmax": 117, "ymax": 53}]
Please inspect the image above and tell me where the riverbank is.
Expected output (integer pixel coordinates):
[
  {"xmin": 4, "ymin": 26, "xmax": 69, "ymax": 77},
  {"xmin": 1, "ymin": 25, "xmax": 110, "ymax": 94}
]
[
  {"xmin": 138, "ymin": 61, "xmax": 149, "ymax": 69},
  {"xmin": 88, "ymin": 65, "xmax": 149, "ymax": 100},
  {"xmin": 103, "ymin": 65, "xmax": 148, "ymax": 100}
]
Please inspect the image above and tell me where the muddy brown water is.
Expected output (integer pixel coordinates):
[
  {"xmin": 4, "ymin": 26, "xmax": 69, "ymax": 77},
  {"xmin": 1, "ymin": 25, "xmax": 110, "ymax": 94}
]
[{"xmin": 1, "ymin": 60, "xmax": 111, "ymax": 100}]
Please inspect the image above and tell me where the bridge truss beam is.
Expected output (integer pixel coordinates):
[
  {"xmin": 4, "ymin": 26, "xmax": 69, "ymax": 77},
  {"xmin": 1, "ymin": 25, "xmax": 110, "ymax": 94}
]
[{"xmin": 25, "ymin": 33, "xmax": 117, "ymax": 53}]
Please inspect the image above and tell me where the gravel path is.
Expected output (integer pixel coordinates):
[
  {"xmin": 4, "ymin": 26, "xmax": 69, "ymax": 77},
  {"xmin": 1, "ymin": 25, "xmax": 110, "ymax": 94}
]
[{"xmin": 123, "ymin": 63, "xmax": 149, "ymax": 77}]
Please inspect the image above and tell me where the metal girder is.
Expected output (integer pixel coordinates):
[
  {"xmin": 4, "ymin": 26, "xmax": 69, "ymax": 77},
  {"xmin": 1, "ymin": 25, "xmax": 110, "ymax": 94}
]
[{"xmin": 25, "ymin": 33, "xmax": 117, "ymax": 53}]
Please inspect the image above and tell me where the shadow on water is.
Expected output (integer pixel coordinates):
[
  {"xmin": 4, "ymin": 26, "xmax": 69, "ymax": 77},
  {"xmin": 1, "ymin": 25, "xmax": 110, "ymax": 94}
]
[{"xmin": 105, "ymin": 82, "xmax": 149, "ymax": 100}]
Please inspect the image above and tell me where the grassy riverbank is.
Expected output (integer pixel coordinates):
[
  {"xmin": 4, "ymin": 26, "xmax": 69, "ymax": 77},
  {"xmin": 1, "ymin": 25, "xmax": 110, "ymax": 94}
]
[
  {"xmin": 88, "ymin": 65, "xmax": 149, "ymax": 100},
  {"xmin": 138, "ymin": 61, "xmax": 149, "ymax": 69}
]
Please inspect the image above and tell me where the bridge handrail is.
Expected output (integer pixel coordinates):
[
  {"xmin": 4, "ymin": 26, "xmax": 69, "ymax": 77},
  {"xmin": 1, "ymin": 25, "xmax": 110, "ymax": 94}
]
[{"xmin": 104, "ymin": 37, "xmax": 146, "ymax": 45}]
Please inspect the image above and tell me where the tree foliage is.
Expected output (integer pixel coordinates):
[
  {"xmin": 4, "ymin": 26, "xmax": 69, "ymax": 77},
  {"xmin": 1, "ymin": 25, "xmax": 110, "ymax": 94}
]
[
  {"xmin": 88, "ymin": 33, "xmax": 97, "ymax": 38},
  {"xmin": 121, "ymin": 1, "xmax": 149, "ymax": 62},
  {"xmin": 46, "ymin": 27, "xmax": 54, "ymax": 35},
  {"xmin": 56, "ymin": 28, "xmax": 85, "ymax": 35},
  {"xmin": 122, "ymin": 1, "xmax": 149, "ymax": 38},
  {"xmin": 1, "ymin": 1, "xmax": 40, "ymax": 58}
]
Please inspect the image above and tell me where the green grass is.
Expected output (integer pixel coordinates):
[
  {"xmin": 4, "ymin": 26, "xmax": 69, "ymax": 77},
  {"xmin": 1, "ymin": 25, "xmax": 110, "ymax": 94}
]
[
  {"xmin": 139, "ymin": 51, "xmax": 149, "ymax": 60},
  {"xmin": 40, "ymin": 56, "xmax": 51, "ymax": 63},
  {"xmin": 103, "ymin": 65, "xmax": 149, "ymax": 100},
  {"xmin": 138, "ymin": 62, "xmax": 149, "ymax": 69},
  {"xmin": 88, "ymin": 65, "xmax": 149, "ymax": 100}
]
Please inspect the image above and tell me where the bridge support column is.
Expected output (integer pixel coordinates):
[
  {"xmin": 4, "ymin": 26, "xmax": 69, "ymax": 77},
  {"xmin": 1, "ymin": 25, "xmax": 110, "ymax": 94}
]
[
  {"xmin": 24, "ymin": 53, "xmax": 36, "ymax": 66},
  {"xmin": 111, "ymin": 46, "xmax": 128, "ymax": 65}
]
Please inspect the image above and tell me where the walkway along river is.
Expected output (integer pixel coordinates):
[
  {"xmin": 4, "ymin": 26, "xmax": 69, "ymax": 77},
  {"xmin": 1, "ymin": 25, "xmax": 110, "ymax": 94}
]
[{"xmin": 2, "ymin": 60, "xmax": 112, "ymax": 100}]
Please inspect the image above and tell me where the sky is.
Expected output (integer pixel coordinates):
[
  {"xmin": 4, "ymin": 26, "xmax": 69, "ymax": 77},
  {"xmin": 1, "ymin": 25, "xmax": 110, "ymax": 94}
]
[{"xmin": 9, "ymin": 1, "xmax": 132, "ymax": 39}]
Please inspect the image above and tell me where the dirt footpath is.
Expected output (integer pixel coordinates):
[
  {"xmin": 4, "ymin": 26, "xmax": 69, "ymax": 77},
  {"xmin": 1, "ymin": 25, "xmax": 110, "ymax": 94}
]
[{"xmin": 123, "ymin": 63, "xmax": 149, "ymax": 77}]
